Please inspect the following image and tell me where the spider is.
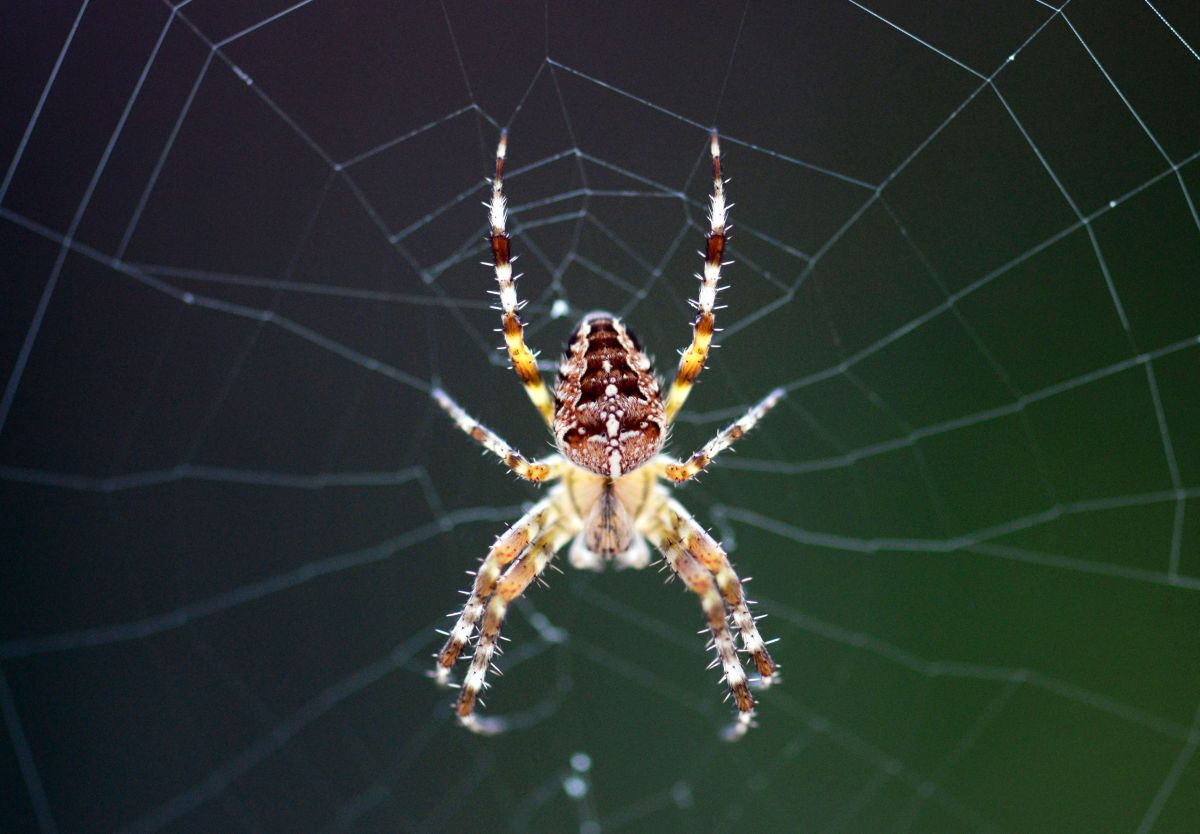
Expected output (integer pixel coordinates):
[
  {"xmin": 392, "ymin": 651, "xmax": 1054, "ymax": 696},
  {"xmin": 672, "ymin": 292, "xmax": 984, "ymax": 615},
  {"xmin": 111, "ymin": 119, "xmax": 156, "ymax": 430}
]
[{"xmin": 432, "ymin": 129, "xmax": 782, "ymax": 739}]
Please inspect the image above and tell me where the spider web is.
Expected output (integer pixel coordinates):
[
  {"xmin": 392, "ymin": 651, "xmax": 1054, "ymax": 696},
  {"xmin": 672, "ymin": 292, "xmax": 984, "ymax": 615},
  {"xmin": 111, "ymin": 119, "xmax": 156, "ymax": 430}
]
[{"xmin": 2, "ymin": 0, "xmax": 1199, "ymax": 831}]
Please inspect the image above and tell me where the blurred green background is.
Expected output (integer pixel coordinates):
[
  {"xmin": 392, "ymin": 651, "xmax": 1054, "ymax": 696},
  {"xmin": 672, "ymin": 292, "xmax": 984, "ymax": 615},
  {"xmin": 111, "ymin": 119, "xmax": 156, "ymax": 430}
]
[{"xmin": 2, "ymin": 1, "xmax": 1198, "ymax": 832}]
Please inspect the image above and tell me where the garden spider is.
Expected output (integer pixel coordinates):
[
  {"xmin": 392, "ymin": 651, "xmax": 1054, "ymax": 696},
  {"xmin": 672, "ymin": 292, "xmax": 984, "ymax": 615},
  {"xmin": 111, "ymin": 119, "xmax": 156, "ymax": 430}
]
[{"xmin": 432, "ymin": 130, "xmax": 782, "ymax": 739}]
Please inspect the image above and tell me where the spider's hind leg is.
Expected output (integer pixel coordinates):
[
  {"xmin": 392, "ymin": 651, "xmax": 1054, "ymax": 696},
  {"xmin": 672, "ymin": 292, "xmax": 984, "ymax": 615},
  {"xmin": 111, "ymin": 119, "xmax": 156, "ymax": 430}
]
[
  {"xmin": 665, "ymin": 131, "xmax": 730, "ymax": 422},
  {"xmin": 486, "ymin": 130, "xmax": 555, "ymax": 425}
]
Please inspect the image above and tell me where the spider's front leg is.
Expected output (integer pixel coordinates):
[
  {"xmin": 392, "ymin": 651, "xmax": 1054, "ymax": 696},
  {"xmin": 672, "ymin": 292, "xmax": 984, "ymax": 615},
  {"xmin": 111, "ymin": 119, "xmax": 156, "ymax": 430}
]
[
  {"xmin": 646, "ymin": 521, "xmax": 758, "ymax": 739},
  {"xmin": 456, "ymin": 524, "xmax": 574, "ymax": 734},
  {"xmin": 660, "ymin": 387, "xmax": 784, "ymax": 483},
  {"xmin": 665, "ymin": 131, "xmax": 731, "ymax": 422},
  {"xmin": 433, "ymin": 388, "xmax": 563, "ymax": 483},
  {"xmin": 660, "ymin": 497, "xmax": 777, "ymax": 688},
  {"xmin": 434, "ymin": 495, "xmax": 560, "ymax": 685}
]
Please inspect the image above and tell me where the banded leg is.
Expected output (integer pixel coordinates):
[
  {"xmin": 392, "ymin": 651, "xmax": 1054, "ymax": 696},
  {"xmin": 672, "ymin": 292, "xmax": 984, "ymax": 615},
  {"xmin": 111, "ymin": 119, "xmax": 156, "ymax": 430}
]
[
  {"xmin": 665, "ymin": 130, "xmax": 730, "ymax": 422},
  {"xmin": 661, "ymin": 387, "xmax": 784, "ymax": 483},
  {"xmin": 433, "ymin": 388, "xmax": 562, "ymax": 483},
  {"xmin": 487, "ymin": 130, "xmax": 555, "ymax": 425},
  {"xmin": 661, "ymin": 497, "xmax": 777, "ymax": 687},
  {"xmin": 457, "ymin": 524, "xmax": 573, "ymax": 733},
  {"xmin": 646, "ymin": 523, "xmax": 756, "ymax": 740},
  {"xmin": 435, "ymin": 495, "xmax": 560, "ymax": 685}
]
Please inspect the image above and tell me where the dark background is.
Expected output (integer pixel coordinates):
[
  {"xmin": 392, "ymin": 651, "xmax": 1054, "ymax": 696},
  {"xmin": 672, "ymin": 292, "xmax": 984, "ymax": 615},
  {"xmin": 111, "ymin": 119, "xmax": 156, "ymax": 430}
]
[{"xmin": 2, "ymin": 1, "xmax": 1199, "ymax": 832}]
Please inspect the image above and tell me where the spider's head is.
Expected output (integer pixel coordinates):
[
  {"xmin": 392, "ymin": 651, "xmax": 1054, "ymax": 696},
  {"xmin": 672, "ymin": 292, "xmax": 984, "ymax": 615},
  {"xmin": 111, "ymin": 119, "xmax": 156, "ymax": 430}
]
[{"xmin": 552, "ymin": 312, "xmax": 666, "ymax": 479}]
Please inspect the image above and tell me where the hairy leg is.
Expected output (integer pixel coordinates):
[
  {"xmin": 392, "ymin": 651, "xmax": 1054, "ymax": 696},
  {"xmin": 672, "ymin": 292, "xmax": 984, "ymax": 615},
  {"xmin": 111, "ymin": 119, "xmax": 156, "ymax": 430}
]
[
  {"xmin": 486, "ymin": 130, "xmax": 555, "ymax": 424},
  {"xmin": 665, "ymin": 131, "xmax": 731, "ymax": 421},
  {"xmin": 433, "ymin": 388, "xmax": 562, "ymax": 482},
  {"xmin": 456, "ymin": 525, "xmax": 573, "ymax": 732},
  {"xmin": 660, "ymin": 387, "xmax": 783, "ymax": 483},
  {"xmin": 435, "ymin": 495, "xmax": 561, "ymax": 684}
]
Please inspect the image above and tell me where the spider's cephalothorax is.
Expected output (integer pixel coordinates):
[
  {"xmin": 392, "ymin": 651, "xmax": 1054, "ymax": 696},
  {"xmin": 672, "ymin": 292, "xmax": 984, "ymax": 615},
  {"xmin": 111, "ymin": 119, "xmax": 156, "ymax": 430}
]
[
  {"xmin": 431, "ymin": 129, "xmax": 783, "ymax": 740},
  {"xmin": 554, "ymin": 312, "xmax": 666, "ymax": 479}
]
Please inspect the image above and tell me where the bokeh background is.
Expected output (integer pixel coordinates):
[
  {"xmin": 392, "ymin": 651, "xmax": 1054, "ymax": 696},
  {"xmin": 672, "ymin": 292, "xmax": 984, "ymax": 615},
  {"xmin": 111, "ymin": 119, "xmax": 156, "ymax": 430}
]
[{"xmin": 3, "ymin": 1, "xmax": 1199, "ymax": 832}]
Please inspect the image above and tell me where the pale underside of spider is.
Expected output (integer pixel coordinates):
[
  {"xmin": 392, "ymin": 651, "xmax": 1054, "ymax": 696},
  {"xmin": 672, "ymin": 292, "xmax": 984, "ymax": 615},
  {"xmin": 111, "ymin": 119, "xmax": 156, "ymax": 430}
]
[{"xmin": 432, "ymin": 130, "xmax": 783, "ymax": 740}]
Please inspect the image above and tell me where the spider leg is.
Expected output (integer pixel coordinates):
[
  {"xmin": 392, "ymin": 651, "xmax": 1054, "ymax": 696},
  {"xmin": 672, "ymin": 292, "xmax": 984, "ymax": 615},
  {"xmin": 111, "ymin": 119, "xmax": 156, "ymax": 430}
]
[
  {"xmin": 435, "ymin": 494, "xmax": 561, "ymax": 685},
  {"xmin": 665, "ymin": 131, "xmax": 730, "ymax": 423},
  {"xmin": 456, "ymin": 523, "xmax": 574, "ymax": 732},
  {"xmin": 645, "ymin": 520, "xmax": 757, "ymax": 740},
  {"xmin": 433, "ymin": 388, "xmax": 563, "ymax": 483},
  {"xmin": 487, "ymin": 130, "xmax": 555, "ymax": 426},
  {"xmin": 659, "ymin": 387, "xmax": 784, "ymax": 483},
  {"xmin": 660, "ymin": 497, "xmax": 777, "ymax": 687}
]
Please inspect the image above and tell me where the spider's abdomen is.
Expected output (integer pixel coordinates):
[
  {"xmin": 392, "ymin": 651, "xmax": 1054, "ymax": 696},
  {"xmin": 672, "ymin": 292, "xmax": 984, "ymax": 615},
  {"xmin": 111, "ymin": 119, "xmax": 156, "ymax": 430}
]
[{"xmin": 553, "ymin": 312, "xmax": 665, "ymax": 478}]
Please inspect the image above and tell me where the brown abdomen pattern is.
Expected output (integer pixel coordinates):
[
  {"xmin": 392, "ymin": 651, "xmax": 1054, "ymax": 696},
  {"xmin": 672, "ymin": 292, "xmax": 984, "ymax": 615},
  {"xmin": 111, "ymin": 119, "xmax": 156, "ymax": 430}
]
[
  {"xmin": 576, "ymin": 319, "xmax": 645, "ymax": 403},
  {"xmin": 553, "ymin": 315, "xmax": 666, "ymax": 478}
]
